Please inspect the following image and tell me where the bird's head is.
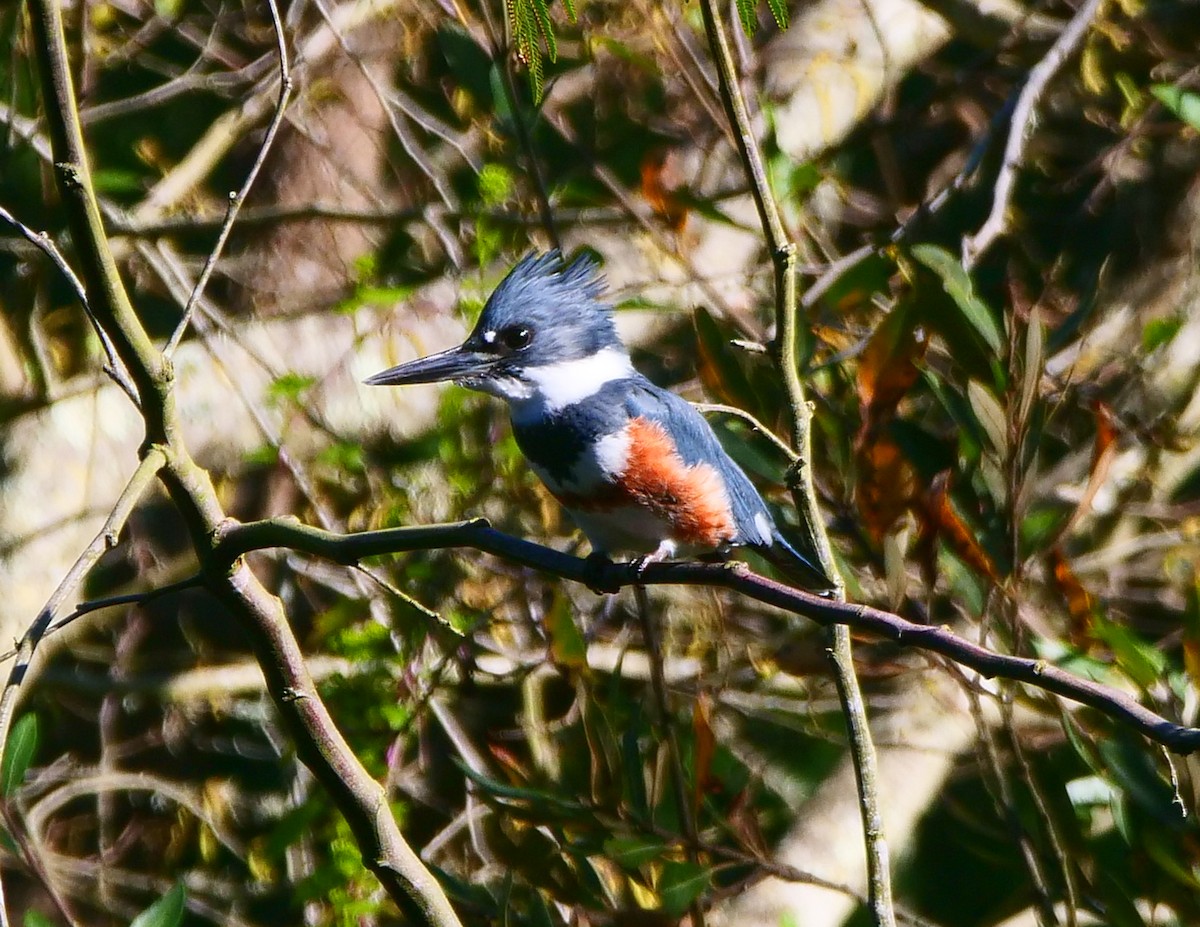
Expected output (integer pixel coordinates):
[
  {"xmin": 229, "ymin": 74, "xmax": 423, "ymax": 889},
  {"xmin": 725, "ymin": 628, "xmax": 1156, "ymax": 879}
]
[{"xmin": 365, "ymin": 251, "xmax": 631, "ymax": 406}]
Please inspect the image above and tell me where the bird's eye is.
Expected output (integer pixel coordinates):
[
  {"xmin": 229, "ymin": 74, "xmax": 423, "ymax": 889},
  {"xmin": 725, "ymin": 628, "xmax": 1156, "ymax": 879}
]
[{"xmin": 499, "ymin": 326, "xmax": 532, "ymax": 350}]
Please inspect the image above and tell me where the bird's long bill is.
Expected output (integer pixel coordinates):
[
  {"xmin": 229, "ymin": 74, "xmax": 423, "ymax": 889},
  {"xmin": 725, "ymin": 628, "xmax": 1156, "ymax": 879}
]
[{"xmin": 363, "ymin": 344, "xmax": 495, "ymax": 387}]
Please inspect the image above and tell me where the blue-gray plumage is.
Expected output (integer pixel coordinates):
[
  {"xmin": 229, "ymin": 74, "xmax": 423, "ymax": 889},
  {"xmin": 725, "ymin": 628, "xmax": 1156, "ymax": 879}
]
[{"xmin": 365, "ymin": 251, "xmax": 832, "ymax": 590}]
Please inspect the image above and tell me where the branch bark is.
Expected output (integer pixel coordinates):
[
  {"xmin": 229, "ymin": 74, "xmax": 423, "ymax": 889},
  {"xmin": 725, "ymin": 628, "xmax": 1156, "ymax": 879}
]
[
  {"xmin": 696, "ymin": 1, "xmax": 896, "ymax": 922},
  {"xmin": 14, "ymin": 2, "xmax": 464, "ymax": 923},
  {"xmin": 214, "ymin": 517, "xmax": 1200, "ymax": 755}
]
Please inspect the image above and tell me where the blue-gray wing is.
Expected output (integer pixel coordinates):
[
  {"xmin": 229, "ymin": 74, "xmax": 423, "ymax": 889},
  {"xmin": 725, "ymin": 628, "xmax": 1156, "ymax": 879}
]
[
  {"xmin": 622, "ymin": 377, "xmax": 774, "ymax": 547},
  {"xmin": 624, "ymin": 377, "xmax": 835, "ymax": 589}
]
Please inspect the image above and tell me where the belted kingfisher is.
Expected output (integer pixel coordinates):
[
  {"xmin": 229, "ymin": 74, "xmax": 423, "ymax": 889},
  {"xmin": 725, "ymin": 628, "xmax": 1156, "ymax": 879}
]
[{"xmin": 366, "ymin": 252, "xmax": 833, "ymax": 590}]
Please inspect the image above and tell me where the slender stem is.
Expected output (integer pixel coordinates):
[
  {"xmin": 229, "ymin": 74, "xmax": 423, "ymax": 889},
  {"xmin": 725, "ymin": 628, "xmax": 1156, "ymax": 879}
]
[
  {"xmin": 962, "ymin": 0, "xmax": 1105, "ymax": 268},
  {"xmin": 0, "ymin": 204, "xmax": 137, "ymax": 403},
  {"xmin": 695, "ymin": 1, "xmax": 895, "ymax": 922},
  {"xmin": 0, "ymin": 449, "xmax": 165, "ymax": 927},
  {"xmin": 164, "ymin": 0, "xmax": 292, "ymax": 357},
  {"xmin": 633, "ymin": 585, "xmax": 707, "ymax": 927}
]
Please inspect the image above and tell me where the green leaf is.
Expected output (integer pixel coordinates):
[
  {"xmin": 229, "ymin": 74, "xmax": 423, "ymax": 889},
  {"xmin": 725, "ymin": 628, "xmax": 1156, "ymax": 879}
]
[
  {"xmin": 453, "ymin": 759, "xmax": 586, "ymax": 813},
  {"xmin": 765, "ymin": 0, "xmax": 789, "ymax": 29},
  {"xmin": 1097, "ymin": 737, "xmax": 1177, "ymax": 824},
  {"xmin": 508, "ymin": 0, "xmax": 547, "ymax": 102},
  {"xmin": 129, "ymin": 883, "xmax": 186, "ymax": 927},
  {"xmin": 1091, "ymin": 619, "xmax": 1166, "ymax": 690},
  {"xmin": 657, "ymin": 861, "xmax": 711, "ymax": 916},
  {"xmin": 92, "ymin": 169, "xmax": 145, "ymax": 195},
  {"xmin": 266, "ymin": 372, "xmax": 316, "ymax": 407},
  {"xmin": 1152, "ymin": 83, "xmax": 1200, "ymax": 132},
  {"xmin": 23, "ymin": 912, "xmax": 55, "ymax": 927},
  {"xmin": 489, "ymin": 63, "xmax": 515, "ymax": 125},
  {"xmin": 911, "ymin": 244, "xmax": 1004, "ymax": 356},
  {"xmin": 317, "ymin": 441, "xmax": 365, "ymax": 475},
  {"xmin": 1141, "ymin": 316, "xmax": 1181, "ymax": 352},
  {"xmin": 2, "ymin": 714, "xmax": 39, "ymax": 797},
  {"xmin": 478, "ymin": 163, "xmax": 515, "ymax": 206},
  {"xmin": 966, "ymin": 380, "xmax": 1008, "ymax": 459},
  {"xmin": 604, "ymin": 835, "xmax": 667, "ymax": 870},
  {"xmin": 621, "ymin": 712, "xmax": 648, "ymax": 817},
  {"xmin": 735, "ymin": 0, "xmax": 757, "ymax": 34},
  {"xmin": 545, "ymin": 593, "xmax": 586, "ymax": 670},
  {"xmin": 528, "ymin": 890, "xmax": 556, "ymax": 927},
  {"xmin": 1018, "ymin": 306, "xmax": 1043, "ymax": 429},
  {"xmin": 438, "ymin": 25, "xmax": 494, "ymax": 104},
  {"xmin": 529, "ymin": 0, "xmax": 557, "ymax": 63},
  {"xmin": 693, "ymin": 307, "xmax": 759, "ymax": 416}
]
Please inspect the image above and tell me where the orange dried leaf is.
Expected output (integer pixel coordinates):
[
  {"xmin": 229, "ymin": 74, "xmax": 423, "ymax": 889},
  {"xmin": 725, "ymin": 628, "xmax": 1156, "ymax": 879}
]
[
  {"xmin": 1184, "ymin": 637, "xmax": 1200, "ymax": 693},
  {"xmin": 1050, "ymin": 546, "xmax": 1095, "ymax": 645},
  {"xmin": 727, "ymin": 789, "xmax": 769, "ymax": 856},
  {"xmin": 640, "ymin": 148, "xmax": 689, "ymax": 231},
  {"xmin": 1062, "ymin": 400, "xmax": 1119, "ymax": 537},
  {"xmin": 921, "ymin": 471, "xmax": 1001, "ymax": 583},
  {"xmin": 855, "ymin": 432, "xmax": 917, "ymax": 541},
  {"xmin": 857, "ymin": 306, "xmax": 926, "ymax": 429},
  {"xmin": 488, "ymin": 742, "xmax": 530, "ymax": 783},
  {"xmin": 692, "ymin": 693, "xmax": 716, "ymax": 815},
  {"xmin": 1093, "ymin": 400, "xmax": 1117, "ymax": 462}
]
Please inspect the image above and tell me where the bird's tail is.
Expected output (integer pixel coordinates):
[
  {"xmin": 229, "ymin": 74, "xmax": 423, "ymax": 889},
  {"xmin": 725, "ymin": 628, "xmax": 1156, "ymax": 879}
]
[{"xmin": 755, "ymin": 531, "xmax": 838, "ymax": 593}]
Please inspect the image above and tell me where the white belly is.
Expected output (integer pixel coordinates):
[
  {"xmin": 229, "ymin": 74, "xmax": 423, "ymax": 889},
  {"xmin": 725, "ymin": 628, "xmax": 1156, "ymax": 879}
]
[{"xmin": 567, "ymin": 505, "xmax": 676, "ymax": 556}]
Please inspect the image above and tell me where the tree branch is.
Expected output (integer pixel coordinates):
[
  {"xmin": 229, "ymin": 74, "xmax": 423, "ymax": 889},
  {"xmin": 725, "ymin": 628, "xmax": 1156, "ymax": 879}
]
[
  {"xmin": 214, "ymin": 516, "xmax": 1200, "ymax": 755},
  {"xmin": 694, "ymin": 1, "xmax": 894, "ymax": 922},
  {"xmin": 962, "ymin": 0, "xmax": 1106, "ymax": 268},
  {"xmin": 19, "ymin": 1, "xmax": 465, "ymax": 922}
]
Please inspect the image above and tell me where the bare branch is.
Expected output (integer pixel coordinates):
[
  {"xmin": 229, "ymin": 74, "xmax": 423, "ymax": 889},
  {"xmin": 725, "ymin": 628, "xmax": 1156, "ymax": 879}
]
[
  {"xmin": 0, "ymin": 204, "xmax": 138, "ymax": 403},
  {"xmin": 164, "ymin": 0, "xmax": 292, "ymax": 357},
  {"xmin": 962, "ymin": 0, "xmax": 1106, "ymax": 268},
  {"xmin": 214, "ymin": 516, "xmax": 1200, "ymax": 755}
]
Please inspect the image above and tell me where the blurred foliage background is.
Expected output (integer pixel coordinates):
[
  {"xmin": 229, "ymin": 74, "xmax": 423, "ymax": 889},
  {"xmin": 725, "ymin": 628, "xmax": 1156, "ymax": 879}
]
[{"xmin": 2, "ymin": 0, "xmax": 1200, "ymax": 924}]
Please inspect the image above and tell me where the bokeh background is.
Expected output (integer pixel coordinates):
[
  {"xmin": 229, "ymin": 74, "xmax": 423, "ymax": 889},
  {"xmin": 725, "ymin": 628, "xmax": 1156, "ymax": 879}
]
[{"xmin": 2, "ymin": 0, "xmax": 1200, "ymax": 924}]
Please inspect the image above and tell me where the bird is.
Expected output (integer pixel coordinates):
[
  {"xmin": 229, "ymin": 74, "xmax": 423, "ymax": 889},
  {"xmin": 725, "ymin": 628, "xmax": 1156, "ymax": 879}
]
[{"xmin": 365, "ymin": 251, "xmax": 834, "ymax": 591}]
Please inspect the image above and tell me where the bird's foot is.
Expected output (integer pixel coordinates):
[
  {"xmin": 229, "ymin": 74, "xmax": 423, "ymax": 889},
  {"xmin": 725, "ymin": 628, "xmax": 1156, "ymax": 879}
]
[
  {"xmin": 629, "ymin": 540, "xmax": 675, "ymax": 582},
  {"xmin": 583, "ymin": 552, "xmax": 622, "ymax": 595}
]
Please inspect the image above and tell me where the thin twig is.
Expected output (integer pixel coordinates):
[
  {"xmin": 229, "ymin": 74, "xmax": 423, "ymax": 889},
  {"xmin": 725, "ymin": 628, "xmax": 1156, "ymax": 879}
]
[
  {"xmin": 0, "ymin": 574, "xmax": 204, "ymax": 665},
  {"xmin": 0, "ymin": 204, "xmax": 138, "ymax": 404},
  {"xmin": 163, "ymin": 0, "xmax": 292, "ymax": 357},
  {"xmin": 126, "ymin": 0, "xmax": 399, "ymax": 230},
  {"xmin": 694, "ymin": 0, "xmax": 895, "ymax": 922},
  {"xmin": 962, "ymin": 0, "xmax": 1106, "ymax": 268},
  {"xmin": 0, "ymin": 449, "xmax": 165, "ymax": 927},
  {"xmin": 633, "ymin": 585, "xmax": 707, "ymax": 927},
  {"xmin": 694, "ymin": 402, "xmax": 798, "ymax": 462},
  {"xmin": 308, "ymin": 0, "xmax": 464, "ymax": 267}
]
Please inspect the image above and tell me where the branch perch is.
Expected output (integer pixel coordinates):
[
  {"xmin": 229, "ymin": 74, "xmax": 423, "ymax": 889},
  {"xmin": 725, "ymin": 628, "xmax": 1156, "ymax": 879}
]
[{"xmin": 214, "ymin": 517, "xmax": 1200, "ymax": 755}]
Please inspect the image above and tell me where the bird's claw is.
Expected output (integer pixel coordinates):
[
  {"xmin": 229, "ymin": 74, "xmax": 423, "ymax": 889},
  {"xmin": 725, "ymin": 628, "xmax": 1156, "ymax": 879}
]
[{"xmin": 630, "ymin": 554, "xmax": 653, "ymax": 580}]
